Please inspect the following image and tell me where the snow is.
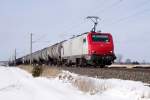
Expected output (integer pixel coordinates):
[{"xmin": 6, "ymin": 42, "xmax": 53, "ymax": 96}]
[{"xmin": 0, "ymin": 66, "xmax": 150, "ymax": 100}]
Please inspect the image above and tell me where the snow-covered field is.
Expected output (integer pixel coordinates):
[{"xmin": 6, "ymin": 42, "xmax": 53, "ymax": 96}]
[{"xmin": 0, "ymin": 66, "xmax": 150, "ymax": 100}]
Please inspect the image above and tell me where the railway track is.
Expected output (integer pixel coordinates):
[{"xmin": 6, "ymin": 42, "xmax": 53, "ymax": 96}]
[
  {"xmin": 58, "ymin": 66, "xmax": 150, "ymax": 84},
  {"xmin": 108, "ymin": 64, "xmax": 150, "ymax": 68},
  {"xmin": 19, "ymin": 64, "xmax": 150, "ymax": 84}
]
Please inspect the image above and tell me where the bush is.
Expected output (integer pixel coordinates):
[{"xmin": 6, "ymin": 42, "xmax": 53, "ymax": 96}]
[{"xmin": 32, "ymin": 66, "xmax": 43, "ymax": 77}]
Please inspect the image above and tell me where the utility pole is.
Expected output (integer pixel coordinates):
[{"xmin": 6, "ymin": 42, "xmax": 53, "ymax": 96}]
[
  {"xmin": 30, "ymin": 33, "xmax": 32, "ymax": 65},
  {"xmin": 14, "ymin": 48, "xmax": 16, "ymax": 66}
]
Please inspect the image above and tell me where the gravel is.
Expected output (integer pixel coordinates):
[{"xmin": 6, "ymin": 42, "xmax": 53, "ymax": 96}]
[
  {"xmin": 19, "ymin": 65, "xmax": 150, "ymax": 84},
  {"xmin": 59, "ymin": 67, "xmax": 150, "ymax": 84}
]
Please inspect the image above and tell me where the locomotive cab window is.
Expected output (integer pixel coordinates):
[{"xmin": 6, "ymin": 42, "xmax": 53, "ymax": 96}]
[
  {"xmin": 92, "ymin": 34, "xmax": 109, "ymax": 42},
  {"xmin": 83, "ymin": 38, "xmax": 86, "ymax": 43}
]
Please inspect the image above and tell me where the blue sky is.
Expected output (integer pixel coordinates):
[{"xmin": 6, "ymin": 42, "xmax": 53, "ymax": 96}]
[{"xmin": 0, "ymin": 0, "xmax": 150, "ymax": 62}]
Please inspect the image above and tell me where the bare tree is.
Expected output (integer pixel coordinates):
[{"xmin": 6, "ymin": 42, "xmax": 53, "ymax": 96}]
[
  {"xmin": 125, "ymin": 58, "xmax": 131, "ymax": 64},
  {"xmin": 115, "ymin": 54, "xmax": 123, "ymax": 64}
]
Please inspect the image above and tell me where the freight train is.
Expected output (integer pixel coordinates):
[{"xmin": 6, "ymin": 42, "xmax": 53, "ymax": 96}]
[{"xmin": 11, "ymin": 17, "xmax": 116, "ymax": 67}]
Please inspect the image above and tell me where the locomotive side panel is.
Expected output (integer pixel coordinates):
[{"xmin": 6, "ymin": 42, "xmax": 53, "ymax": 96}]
[
  {"xmin": 61, "ymin": 34, "xmax": 88, "ymax": 59},
  {"xmin": 71, "ymin": 34, "xmax": 88, "ymax": 56}
]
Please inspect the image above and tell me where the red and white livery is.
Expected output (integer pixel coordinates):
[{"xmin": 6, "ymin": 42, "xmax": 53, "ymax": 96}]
[{"xmin": 61, "ymin": 32, "xmax": 116, "ymax": 67}]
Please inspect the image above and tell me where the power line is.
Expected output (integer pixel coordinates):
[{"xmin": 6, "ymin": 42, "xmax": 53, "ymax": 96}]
[
  {"xmin": 58, "ymin": 1, "xmax": 121, "ymax": 36},
  {"xmin": 133, "ymin": 0, "xmax": 150, "ymax": 9},
  {"xmin": 33, "ymin": 1, "xmax": 123, "ymax": 40},
  {"xmin": 33, "ymin": 33, "xmax": 48, "ymax": 43},
  {"xmin": 25, "ymin": 1, "xmax": 150, "ymax": 47},
  {"xmin": 102, "ymin": 0, "xmax": 150, "ymax": 26},
  {"xmin": 57, "ymin": 0, "xmax": 109, "ymax": 35},
  {"xmin": 30, "ymin": 33, "xmax": 32, "ymax": 65},
  {"xmin": 29, "ymin": 1, "xmax": 124, "ymax": 41},
  {"xmin": 105, "ymin": 8, "xmax": 150, "ymax": 27},
  {"xmin": 14, "ymin": 49, "xmax": 16, "ymax": 66},
  {"xmin": 93, "ymin": 0, "xmax": 123, "ymax": 15},
  {"xmin": 33, "ymin": 41, "xmax": 51, "ymax": 43},
  {"xmin": 58, "ymin": 19, "xmax": 87, "ymax": 37}
]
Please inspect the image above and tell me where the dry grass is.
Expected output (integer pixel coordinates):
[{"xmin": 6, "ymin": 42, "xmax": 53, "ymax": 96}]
[
  {"xmin": 18, "ymin": 65, "xmax": 61, "ymax": 78},
  {"xmin": 41, "ymin": 66, "xmax": 61, "ymax": 78},
  {"xmin": 73, "ymin": 77, "xmax": 98, "ymax": 94},
  {"xmin": 58, "ymin": 71, "xmax": 110, "ymax": 95},
  {"xmin": 72, "ymin": 77, "xmax": 110, "ymax": 95},
  {"xmin": 18, "ymin": 65, "xmax": 110, "ymax": 95},
  {"xmin": 32, "ymin": 66, "xmax": 43, "ymax": 77}
]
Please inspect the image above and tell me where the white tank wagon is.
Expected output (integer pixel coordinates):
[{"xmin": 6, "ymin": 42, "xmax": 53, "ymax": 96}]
[
  {"xmin": 22, "ymin": 56, "xmax": 27, "ymax": 64},
  {"xmin": 8, "ymin": 57, "xmax": 23, "ymax": 66},
  {"xmin": 39, "ymin": 48, "xmax": 49, "ymax": 64},
  {"xmin": 32, "ymin": 51, "xmax": 42, "ymax": 64},
  {"xmin": 46, "ymin": 42, "xmax": 63, "ymax": 65},
  {"xmin": 19, "ymin": 42, "xmax": 64, "ymax": 65},
  {"xmin": 23, "ymin": 55, "xmax": 30, "ymax": 64},
  {"xmin": 22, "ymin": 51, "xmax": 42, "ymax": 65}
]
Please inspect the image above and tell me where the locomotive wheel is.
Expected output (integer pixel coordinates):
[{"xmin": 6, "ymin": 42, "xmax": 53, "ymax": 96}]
[
  {"xmin": 79, "ymin": 58, "xmax": 87, "ymax": 67},
  {"xmin": 75, "ymin": 58, "xmax": 80, "ymax": 67},
  {"xmin": 100, "ymin": 65, "xmax": 105, "ymax": 68}
]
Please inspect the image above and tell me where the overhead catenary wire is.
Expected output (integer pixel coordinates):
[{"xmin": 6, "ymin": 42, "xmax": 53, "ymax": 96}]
[
  {"xmin": 32, "ymin": 0, "xmax": 125, "ymax": 43},
  {"xmin": 34, "ymin": 0, "xmax": 123, "ymax": 41},
  {"xmin": 58, "ymin": 0, "xmax": 125, "ymax": 37},
  {"xmin": 94, "ymin": 0, "xmax": 150, "ymax": 16},
  {"xmin": 24, "ymin": 0, "xmax": 150, "ymax": 53},
  {"xmin": 33, "ymin": 33, "xmax": 49, "ymax": 43},
  {"xmin": 66, "ymin": 0, "xmax": 124, "ymax": 32},
  {"xmin": 133, "ymin": 0, "xmax": 150, "ymax": 9},
  {"xmin": 93, "ymin": 0, "xmax": 123, "ymax": 15},
  {"xmin": 20, "ymin": 0, "xmax": 150, "ymax": 44},
  {"xmin": 56, "ymin": 0, "xmax": 108, "ymax": 36},
  {"xmin": 30, "ymin": 0, "xmax": 130, "ymax": 43},
  {"xmin": 104, "ymin": 8, "xmax": 150, "ymax": 27},
  {"xmin": 25, "ymin": 0, "xmax": 150, "ymax": 43},
  {"xmin": 102, "ymin": 0, "xmax": 150, "ymax": 27}
]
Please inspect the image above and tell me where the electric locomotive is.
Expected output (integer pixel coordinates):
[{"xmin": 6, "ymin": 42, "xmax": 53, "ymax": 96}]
[
  {"xmin": 61, "ymin": 32, "xmax": 116, "ymax": 67},
  {"xmin": 61, "ymin": 16, "xmax": 116, "ymax": 67}
]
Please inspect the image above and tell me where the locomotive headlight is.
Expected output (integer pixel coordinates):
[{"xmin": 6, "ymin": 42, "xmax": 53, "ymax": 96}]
[
  {"xmin": 110, "ymin": 51, "xmax": 113, "ymax": 53},
  {"xmin": 92, "ymin": 50, "xmax": 96, "ymax": 53}
]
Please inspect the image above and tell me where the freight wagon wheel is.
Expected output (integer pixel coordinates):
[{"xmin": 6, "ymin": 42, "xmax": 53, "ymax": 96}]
[
  {"xmin": 65, "ymin": 60, "xmax": 72, "ymax": 67},
  {"xmin": 75, "ymin": 58, "xmax": 81, "ymax": 67},
  {"xmin": 79, "ymin": 58, "xmax": 87, "ymax": 67}
]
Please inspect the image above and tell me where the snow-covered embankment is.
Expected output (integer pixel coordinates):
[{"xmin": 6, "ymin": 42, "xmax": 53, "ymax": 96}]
[{"xmin": 0, "ymin": 66, "xmax": 150, "ymax": 100}]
